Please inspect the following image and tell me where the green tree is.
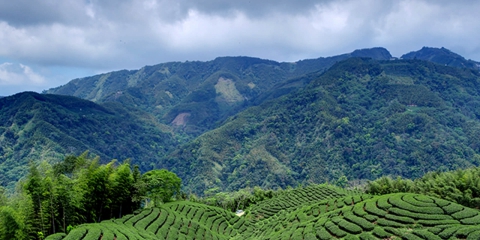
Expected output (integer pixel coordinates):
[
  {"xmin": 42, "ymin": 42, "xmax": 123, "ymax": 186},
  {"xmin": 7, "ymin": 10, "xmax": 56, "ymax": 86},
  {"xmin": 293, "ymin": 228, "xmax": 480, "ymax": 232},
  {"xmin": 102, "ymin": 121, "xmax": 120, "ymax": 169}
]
[
  {"xmin": 0, "ymin": 206, "xmax": 25, "ymax": 240},
  {"xmin": 24, "ymin": 161, "xmax": 46, "ymax": 236},
  {"xmin": 109, "ymin": 162, "xmax": 134, "ymax": 218},
  {"xmin": 142, "ymin": 169, "xmax": 181, "ymax": 206}
]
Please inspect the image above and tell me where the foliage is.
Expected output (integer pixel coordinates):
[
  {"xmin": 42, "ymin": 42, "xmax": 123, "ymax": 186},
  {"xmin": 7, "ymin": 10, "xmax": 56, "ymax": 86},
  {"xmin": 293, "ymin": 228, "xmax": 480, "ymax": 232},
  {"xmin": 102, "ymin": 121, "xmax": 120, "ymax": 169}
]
[
  {"xmin": 366, "ymin": 167, "xmax": 480, "ymax": 209},
  {"xmin": 0, "ymin": 92, "xmax": 176, "ymax": 190},
  {"xmin": 165, "ymin": 57, "xmax": 480, "ymax": 194},
  {"xmin": 44, "ymin": 184, "xmax": 480, "ymax": 240},
  {"xmin": 0, "ymin": 153, "xmax": 181, "ymax": 239},
  {"xmin": 142, "ymin": 169, "xmax": 181, "ymax": 206}
]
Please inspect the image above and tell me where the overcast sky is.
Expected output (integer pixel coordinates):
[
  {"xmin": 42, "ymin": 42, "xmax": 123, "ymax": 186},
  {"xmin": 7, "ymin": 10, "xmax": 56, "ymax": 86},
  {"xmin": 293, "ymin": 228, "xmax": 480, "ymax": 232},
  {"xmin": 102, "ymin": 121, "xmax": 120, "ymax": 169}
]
[{"xmin": 1, "ymin": 0, "xmax": 479, "ymax": 96}]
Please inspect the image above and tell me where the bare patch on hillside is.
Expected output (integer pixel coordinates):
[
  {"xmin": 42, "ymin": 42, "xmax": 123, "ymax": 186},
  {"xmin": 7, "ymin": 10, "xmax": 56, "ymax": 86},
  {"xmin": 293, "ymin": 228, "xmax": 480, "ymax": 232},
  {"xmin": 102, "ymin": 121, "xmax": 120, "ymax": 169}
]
[
  {"xmin": 171, "ymin": 113, "xmax": 190, "ymax": 126},
  {"xmin": 215, "ymin": 77, "xmax": 244, "ymax": 104}
]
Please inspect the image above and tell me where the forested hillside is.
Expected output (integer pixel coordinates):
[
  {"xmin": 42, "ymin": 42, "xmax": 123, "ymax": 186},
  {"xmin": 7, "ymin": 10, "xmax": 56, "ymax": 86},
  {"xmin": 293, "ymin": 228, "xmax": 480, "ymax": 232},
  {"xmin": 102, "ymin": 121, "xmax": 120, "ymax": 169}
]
[
  {"xmin": 45, "ymin": 48, "xmax": 391, "ymax": 137},
  {"xmin": 4, "ymin": 47, "xmax": 480, "ymax": 196},
  {"xmin": 0, "ymin": 92, "xmax": 175, "ymax": 189},
  {"xmin": 163, "ymin": 57, "xmax": 480, "ymax": 194}
]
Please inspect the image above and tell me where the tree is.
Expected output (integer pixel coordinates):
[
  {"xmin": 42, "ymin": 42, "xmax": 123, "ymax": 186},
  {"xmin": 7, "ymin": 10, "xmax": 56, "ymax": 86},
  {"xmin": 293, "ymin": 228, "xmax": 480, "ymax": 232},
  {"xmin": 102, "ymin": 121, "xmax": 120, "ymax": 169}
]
[
  {"xmin": 109, "ymin": 162, "xmax": 134, "ymax": 218},
  {"xmin": 0, "ymin": 206, "xmax": 25, "ymax": 240},
  {"xmin": 142, "ymin": 169, "xmax": 181, "ymax": 206},
  {"xmin": 24, "ymin": 161, "xmax": 46, "ymax": 236}
]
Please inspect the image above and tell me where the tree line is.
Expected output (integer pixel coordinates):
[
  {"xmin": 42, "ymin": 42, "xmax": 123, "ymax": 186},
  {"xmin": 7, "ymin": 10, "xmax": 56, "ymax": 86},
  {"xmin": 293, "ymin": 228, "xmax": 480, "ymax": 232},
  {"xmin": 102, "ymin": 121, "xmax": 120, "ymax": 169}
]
[
  {"xmin": 0, "ymin": 152, "xmax": 181, "ymax": 240},
  {"xmin": 366, "ymin": 166, "xmax": 480, "ymax": 209}
]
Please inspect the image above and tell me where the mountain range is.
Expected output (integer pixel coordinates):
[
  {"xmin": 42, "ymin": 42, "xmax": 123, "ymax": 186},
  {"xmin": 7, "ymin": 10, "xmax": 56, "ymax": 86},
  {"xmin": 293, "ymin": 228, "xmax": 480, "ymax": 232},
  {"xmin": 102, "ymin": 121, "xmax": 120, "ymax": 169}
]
[{"xmin": 2, "ymin": 46, "xmax": 480, "ymax": 194}]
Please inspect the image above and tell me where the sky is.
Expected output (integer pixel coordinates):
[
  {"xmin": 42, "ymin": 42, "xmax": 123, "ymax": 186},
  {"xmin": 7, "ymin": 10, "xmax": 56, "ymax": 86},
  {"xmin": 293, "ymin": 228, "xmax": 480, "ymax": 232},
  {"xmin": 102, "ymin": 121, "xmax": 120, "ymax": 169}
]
[{"xmin": 1, "ymin": 0, "xmax": 480, "ymax": 96}]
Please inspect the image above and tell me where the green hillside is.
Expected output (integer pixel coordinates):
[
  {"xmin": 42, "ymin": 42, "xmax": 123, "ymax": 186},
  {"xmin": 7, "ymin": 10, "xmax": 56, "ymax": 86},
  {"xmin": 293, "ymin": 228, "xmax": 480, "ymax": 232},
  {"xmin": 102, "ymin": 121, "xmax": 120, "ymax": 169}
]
[
  {"xmin": 45, "ymin": 48, "xmax": 391, "ymax": 137},
  {"xmin": 163, "ymin": 57, "xmax": 480, "ymax": 194},
  {"xmin": 0, "ymin": 92, "xmax": 175, "ymax": 189},
  {"xmin": 46, "ymin": 184, "xmax": 480, "ymax": 240}
]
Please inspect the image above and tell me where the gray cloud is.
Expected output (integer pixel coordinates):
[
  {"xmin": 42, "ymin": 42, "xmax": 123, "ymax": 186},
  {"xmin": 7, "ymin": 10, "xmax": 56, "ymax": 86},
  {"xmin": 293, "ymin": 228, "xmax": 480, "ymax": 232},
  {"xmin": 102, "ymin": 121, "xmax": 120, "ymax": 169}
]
[{"xmin": 0, "ymin": 0, "xmax": 480, "ymax": 96}]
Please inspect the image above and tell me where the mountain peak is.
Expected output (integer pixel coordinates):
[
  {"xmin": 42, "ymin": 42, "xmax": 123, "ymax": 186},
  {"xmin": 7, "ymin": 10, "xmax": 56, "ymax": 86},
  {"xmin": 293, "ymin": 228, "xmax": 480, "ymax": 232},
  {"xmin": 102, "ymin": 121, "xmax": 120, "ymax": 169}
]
[
  {"xmin": 401, "ymin": 47, "xmax": 480, "ymax": 70},
  {"xmin": 350, "ymin": 47, "xmax": 392, "ymax": 60}
]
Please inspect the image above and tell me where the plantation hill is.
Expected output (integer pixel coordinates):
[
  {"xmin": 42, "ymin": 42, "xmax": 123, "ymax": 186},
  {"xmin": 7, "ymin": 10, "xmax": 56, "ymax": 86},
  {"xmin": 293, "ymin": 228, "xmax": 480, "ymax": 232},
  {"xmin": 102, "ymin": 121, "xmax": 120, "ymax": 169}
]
[
  {"xmin": 164, "ymin": 57, "xmax": 480, "ymax": 195},
  {"xmin": 0, "ymin": 92, "xmax": 176, "ymax": 189},
  {"xmin": 47, "ymin": 183, "xmax": 480, "ymax": 239},
  {"xmin": 3, "ymin": 156, "xmax": 480, "ymax": 240},
  {"xmin": 45, "ymin": 47, "xmax": 392, "ymax": 137}
]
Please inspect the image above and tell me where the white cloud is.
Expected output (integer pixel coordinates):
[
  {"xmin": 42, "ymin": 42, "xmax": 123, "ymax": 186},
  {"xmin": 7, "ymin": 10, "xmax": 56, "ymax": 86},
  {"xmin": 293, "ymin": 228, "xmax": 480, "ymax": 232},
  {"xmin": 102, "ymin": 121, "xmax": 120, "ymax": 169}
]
[
  {"xmin": 0, "ymin": 62, "xmax": 45, "ymax": 86},
  {"xmin": 0, "ymin": 0, "xmax": 480, "ymax": 95}
]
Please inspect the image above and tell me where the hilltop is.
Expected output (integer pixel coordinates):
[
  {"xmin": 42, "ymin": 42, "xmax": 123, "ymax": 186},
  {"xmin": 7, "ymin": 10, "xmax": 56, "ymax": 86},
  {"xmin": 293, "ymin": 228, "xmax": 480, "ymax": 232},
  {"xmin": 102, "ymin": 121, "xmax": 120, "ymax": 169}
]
[{"xmin": 402, "ymin": 47, "xmax": 480, "ymax": 70}]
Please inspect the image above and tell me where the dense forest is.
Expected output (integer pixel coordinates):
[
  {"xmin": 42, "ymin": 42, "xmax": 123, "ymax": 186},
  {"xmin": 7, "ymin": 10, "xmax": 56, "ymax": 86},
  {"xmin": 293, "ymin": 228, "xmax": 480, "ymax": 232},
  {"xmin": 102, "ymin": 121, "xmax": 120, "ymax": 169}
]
[{"xmin": 163, "ymin": 57, "xmax": 480, "ymax": 194}]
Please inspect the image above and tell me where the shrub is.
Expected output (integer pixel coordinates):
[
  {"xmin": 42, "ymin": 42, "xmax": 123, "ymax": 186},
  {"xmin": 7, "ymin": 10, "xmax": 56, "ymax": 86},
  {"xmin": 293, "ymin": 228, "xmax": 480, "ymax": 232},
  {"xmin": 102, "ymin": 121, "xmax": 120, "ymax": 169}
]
[
  {"xmin": 325, "ymin": 221, "xmax": 347, "ymax": 238},
  {"xmin": 385, "ymin": 213, "xmax": 415, "ymax": 224},
  {"xmin": 372, "ymin": 227, "xmax": 391, "ymax": 238},
  {"xmin": 377, "ymin": 196, "xmax": 392, "ymax": 210},
  {"xmin": 134, "ymin": 208, "xmax": 160, "ymax": 230},
  {"xmin": 388, "ymin": 207, "xmax": 452, "ymax": 220},
  {"xmin": 442, "ymin": 203, "xmax": 464, "ymax": 214},
  {"xmin": 364, "ymin": 201, "xmax": 387, "ymax": 217},
  {"xmin": 344, "ymin": 214, "xmax": 374, "ymax": 231},
  {"xmin": 146, "ymin": 211, "xmax": 168, "ymax": 233},
  {"xmin": 455, "ymin": 226, "xmax": 480, "ymax": 238},
  {"xmin": 416, "ymin": 219, "xmax": 460, "ymax": 226},
  {"xmin": 359, "ymin": 232, "xmax": 377, "ymax": 240},
  {"xmin": 353, "ymin": 203, "xmax": 367, "ymax": 216},
  {"xmin": 376, "ymin": 218, "xmax": 406, "ymax": 228},
  {"xmin": 63, "ymin": 227, "xmax": 87, "ymax": 240},
  {"xmin": 413, "ymin": 229, "xmax": 442, "ymax": 240},
  {"xmin": 389, "ymin": 195, "xmax": 444, "ymax": 214},
  {"xmin": 403, "ymin": 194, "xmax": 436, "ymax": 207},
  {"xmin": 82, "ymin": 226, "xmax": 102, "ymax": 240},
  {"xmin": 452, "ymin": 208, "xmax": 479, "ymax": 220},
  {"xmin": 461, "ymin": 214, "xmax": 480, "ymax": 225},
  {"xmin": 339, "ymin": 219, "xmax": 363, "ymax": 234},
  {"xmin": 316, "ymin": 227, "xmax": 333, "ymax": 240}
]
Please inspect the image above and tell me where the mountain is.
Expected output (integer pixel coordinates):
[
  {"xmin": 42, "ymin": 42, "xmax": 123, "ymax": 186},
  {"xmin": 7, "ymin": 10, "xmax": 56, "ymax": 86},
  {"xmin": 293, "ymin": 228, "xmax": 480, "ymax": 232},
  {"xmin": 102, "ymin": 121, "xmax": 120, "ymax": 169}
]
[
  {"xmin": 7, "ymin": 47, "xmax": 480, "ymax": 194},
  {"xmin": 401, "ymin": 47, "xmax": 480, "ymax": 70},
  {"xmin": 163, "ymin": 57, "xmax": 480, "ymax": 194},
  {"xmin": 0, "ymin": 92, "xmax": 176, "ymax": 189},
  {"xmin": 45, "ymin": 48, "xmax": 392, "ymax": 138}
]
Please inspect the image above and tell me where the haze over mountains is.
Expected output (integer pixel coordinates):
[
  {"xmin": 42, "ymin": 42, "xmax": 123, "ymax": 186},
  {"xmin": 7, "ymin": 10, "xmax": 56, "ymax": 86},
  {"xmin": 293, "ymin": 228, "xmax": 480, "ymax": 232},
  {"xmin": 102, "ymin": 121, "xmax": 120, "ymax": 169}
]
[{"xmin": 2, "ymin": 47, "xmax": 480, "ymax": 194}]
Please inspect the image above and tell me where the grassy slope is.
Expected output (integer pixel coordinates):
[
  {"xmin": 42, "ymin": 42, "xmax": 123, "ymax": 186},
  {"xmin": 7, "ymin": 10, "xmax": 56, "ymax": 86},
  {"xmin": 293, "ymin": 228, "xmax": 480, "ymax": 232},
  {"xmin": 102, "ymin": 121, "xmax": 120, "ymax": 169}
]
[
  {"xmin": 164, "ymin": 58, "xmax": 480, "ymax": 195},
  {"xmin": 47, "ymin": 185, "xmax": 480, "ymax": 240}
]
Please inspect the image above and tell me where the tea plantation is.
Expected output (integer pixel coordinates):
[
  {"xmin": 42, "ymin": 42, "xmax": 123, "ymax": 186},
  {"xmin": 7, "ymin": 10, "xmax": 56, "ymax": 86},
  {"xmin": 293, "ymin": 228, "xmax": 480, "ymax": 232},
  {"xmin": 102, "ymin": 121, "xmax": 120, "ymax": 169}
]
[{"xmin": 47, "ymin": 185, "xmax": 480, "ymax": 239}]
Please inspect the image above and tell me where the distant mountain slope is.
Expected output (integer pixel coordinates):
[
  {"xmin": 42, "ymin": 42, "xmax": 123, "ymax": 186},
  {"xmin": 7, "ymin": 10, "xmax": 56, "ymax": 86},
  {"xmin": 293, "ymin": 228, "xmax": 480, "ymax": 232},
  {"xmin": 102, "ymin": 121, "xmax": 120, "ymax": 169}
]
[
  {"xmin": 45, "ymin": 48, "xmax": 392, "ymax": 136},
  {"xmin": 162, "ymin": 57, "xmax": 480, "ymax": 194},
  {"xmin": 402, "ymin": 47, "xmax": 480, "ymax": 70},
  {"xmin": 0, "ymin": 92, "xmax": 175, "ymax": 189}
]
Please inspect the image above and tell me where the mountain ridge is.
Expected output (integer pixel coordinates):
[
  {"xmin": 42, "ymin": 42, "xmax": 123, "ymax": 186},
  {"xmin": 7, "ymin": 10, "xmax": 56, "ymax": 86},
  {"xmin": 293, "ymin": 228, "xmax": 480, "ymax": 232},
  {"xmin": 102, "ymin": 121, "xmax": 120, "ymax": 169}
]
[
  {"xmin": 3, "ymin": 46, "xmax": 480, "ymax": 193},
  {"xmin": 45, "ymin": 47, "xmax": 392, "ymax": 137},
  {"xmin": 401, "ymin": 46, "xmax": 480, "ymax": 70}
]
